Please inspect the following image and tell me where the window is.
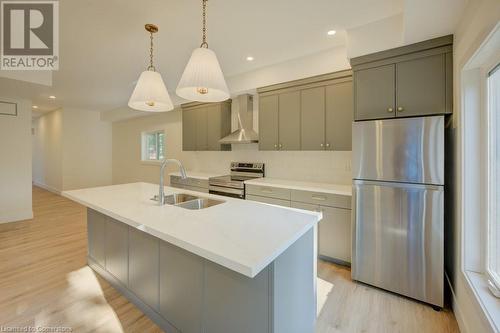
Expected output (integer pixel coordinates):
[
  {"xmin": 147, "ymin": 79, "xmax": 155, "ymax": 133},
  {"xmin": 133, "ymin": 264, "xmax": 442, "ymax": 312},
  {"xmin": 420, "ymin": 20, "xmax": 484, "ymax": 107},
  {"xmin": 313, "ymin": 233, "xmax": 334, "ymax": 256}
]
[
  {"xmin": 487, "ymin": 64, "xmax": 500, "ymax": 296},
  {"xmin": 142, "ymin": 130, "xmax": 165, "ymax": 161}
]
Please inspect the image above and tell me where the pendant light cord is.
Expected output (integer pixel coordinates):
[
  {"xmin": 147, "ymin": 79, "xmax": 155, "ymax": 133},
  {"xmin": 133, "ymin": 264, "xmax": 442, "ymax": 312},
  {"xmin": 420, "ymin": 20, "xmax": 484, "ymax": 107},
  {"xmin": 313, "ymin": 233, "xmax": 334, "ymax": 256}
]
[
  {"xmin": 200, "ymin": 0, "xmax": 208, "ymax": 48},
  {"xmin": 148, "ymin": 31, "xmax": 155, "ymax": 71}
]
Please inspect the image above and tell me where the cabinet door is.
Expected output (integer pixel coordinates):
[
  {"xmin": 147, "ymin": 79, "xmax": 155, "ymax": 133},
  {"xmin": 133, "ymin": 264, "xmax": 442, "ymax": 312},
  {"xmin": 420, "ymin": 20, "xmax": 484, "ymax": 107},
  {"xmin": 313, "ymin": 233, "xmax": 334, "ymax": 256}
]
[
  {"xmin": 182, "ymin": 108, "xmax": 197, "ymax": 151},
  {"xmin": 129, "ymin": 228, "xmax": 160, "ymax": 310},
  {"xmin": 396, "ymin": 54, "xmax": 446, "ymax": 117},
  {"xmin": 206, "ymin": 105, "xmax": 222, "ymax": 151},
  {"xmin": 105, "ymin": 218, "xmax": 128, "ymax": 285},
  {"xmin": 259, "ymin": 95, "xmax": 279, "ymax": 150},
  {"xmin": 278, "ymin": 91, "xmax": 301, "ymax": 150},
  {"xmin": 301, "ymin": 87, "xmax": 326, "ymax": 150},
  {"xmin": 326, "ymin": 80, "xmax": 353, "ymax": 151},
  {"xmin": 196, "ymin": 107, "xmax": 208, "ymax": 150},
  {"xmin": 160, "ymin": 242, "xmax": 203, "ymax": 333},
  {"xmin": 354, "ymin": 64, "xmax": 395, "ymax": 120},
  {"xmin": 204, "ymin": 262, "xmax": 270, "ymax": 333},
  {"xmin": 318, "ymin": 206, "xmax": 351, "ymax": 263},
  {"xmin": 87, "ymin": 209, "xmax": 106, "ymax": 267}
]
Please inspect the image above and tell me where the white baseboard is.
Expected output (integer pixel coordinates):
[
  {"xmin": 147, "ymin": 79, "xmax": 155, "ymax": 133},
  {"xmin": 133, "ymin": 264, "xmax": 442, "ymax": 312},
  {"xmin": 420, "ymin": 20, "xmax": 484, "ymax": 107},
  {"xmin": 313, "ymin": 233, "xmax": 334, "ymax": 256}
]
[
  {"xmin": 33, "ymin": 181, "xmax": 61, "ymax": 195},
  {"xmin": 446, "ymin": 272, "xmax": 468, "ymax": 333},
  {"xmin": 0, "ymin": 209, "xmax": 33, "ymax": 224}
]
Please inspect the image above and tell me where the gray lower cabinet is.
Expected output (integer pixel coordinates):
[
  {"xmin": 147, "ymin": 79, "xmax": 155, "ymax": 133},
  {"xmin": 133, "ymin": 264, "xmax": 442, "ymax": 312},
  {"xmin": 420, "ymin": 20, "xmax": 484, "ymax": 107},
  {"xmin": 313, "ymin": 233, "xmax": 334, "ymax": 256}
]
[
  {"xmin": 87, "ymin": 209, "xmax": 106, "ymax": 267},
  {"xmin": 129, "ymin": 228, "xmax": 160, "ymax": 311},
  {"xmin": 291, "ymin": 201, "xmax": 351, "ymax": 264},
  {"xmin": 354, "ymin": 64, "xmax": 396, "ymax": 121},
  {"xmin": 204, "ymin": 262, "xmax": 270, "ymax": 333},
  {"xmin": 246, "ymin": 194, "xmax": 291, "ymax": 207},
  {"xmin": 105, "ymin": 218, "xmax": 128, "ymax": 284},
  {"xmin": 259, "ymin": 95, "xmax": 279, "ymax": 150},
  {"xmin": 160, "ymin": 242, "xmax": 203, "ymax": 333},
  {"xmin": 87, "ymin": 209, "xmax": 317, "ymax": 333}
]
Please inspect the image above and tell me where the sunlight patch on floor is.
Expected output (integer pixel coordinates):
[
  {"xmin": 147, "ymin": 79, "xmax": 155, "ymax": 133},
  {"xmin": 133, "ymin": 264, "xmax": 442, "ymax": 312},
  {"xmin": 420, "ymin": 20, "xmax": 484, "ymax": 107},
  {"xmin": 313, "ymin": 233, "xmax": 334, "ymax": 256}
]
[
  {"xmin": 35, "ymin": 266, "xmax": 124, "ymax": 333},
  {"xmin": 317, "ymin": 276, "xmax": 335, "ymax": 316}
]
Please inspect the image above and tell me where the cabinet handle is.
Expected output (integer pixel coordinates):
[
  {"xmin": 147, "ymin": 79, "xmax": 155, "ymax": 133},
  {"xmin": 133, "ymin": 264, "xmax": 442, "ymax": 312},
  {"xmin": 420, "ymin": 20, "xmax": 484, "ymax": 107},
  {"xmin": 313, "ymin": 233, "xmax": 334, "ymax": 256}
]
[
  {"xmin": 261, "ymin": 188, "xmax": 273, "ymax": 193},
  {"xmin": 312, "ymin": 195, "xmax": 327, "ymax": 201},
  {"xmin": 397, "ymin": 106, "xmax": 404, "ymax": 112},
  {"xmin": 326, "ymin": 143, "xmax": 330, "ymax": 148},
  {"xmin": 387, "ymin": 107, "xmax": 394, "ymax": 113}
]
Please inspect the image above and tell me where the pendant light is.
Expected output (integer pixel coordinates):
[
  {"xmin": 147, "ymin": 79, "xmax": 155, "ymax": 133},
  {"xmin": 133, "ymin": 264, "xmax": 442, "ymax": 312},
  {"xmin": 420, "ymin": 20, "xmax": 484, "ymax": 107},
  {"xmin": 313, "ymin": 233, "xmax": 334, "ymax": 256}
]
[
  {"xmin": 176, "ymin": 0, "xmax": 229, "ymax": 102},
  {"xmin": 128, "ymin": 24, "xmax": 174, "ymax": 112}
]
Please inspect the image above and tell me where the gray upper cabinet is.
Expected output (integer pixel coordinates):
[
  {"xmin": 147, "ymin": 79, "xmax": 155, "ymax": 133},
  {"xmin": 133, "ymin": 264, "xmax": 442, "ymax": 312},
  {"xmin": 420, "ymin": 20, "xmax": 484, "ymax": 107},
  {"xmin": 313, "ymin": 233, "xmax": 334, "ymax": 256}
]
[
  {"xmin": 351, "ymin": 35, "xmax": 453, "ymax": 121},
  {"xmin": 396, "ymin": 54, "xmax": 446, "ymax": 117},
  {"xmin": 258, "ymin": 70, "xmax": 353, "ymax": 151},
  {"xmin": 182, "ymin": 108, "xmax": 198, "ymax": 151},
  {"xmin": 326, "ymin": 80, "xmax": 353, "ymax": 150},
  {"xmin": 259, "ymin": 95, "xmax": 279, "ymax": 151},
  {"xmin": 354, "ymin": 65, "xmax": 395, "ymax": 121},
  {"xmin": 301, "ymin": 87, "xmax": 326, "ymax": 150},
  {"xmin": 182, "ymin": 100, "xmax": 231, "ymax": 151},
  {"xmin": 279, "ymin": 91, "xmax": 301, "ymax": 150}
]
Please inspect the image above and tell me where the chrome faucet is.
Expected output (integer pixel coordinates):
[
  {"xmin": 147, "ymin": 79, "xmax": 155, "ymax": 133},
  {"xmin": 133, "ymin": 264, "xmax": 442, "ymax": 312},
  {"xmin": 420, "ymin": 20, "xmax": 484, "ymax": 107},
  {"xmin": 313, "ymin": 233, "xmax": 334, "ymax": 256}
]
[{"xmin": 158, "ymin": 159, "xmax": 187, "ymax": 205}]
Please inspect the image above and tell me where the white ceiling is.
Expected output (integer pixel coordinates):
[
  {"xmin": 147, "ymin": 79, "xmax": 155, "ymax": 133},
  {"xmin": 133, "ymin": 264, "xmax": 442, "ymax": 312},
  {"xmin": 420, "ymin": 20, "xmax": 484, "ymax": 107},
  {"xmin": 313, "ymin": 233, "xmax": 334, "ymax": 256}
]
[{"xmin": 0, "ymin": 0, "xmax": 466, "ymax": 116}]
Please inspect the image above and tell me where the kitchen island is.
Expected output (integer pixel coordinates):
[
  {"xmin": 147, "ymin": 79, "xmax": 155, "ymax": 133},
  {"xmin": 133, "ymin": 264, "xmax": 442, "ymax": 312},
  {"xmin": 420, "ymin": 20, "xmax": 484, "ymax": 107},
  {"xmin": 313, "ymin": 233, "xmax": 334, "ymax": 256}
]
[{"xmin": 63, "ymin": 182, "xmax": 322, "ymax": 333}]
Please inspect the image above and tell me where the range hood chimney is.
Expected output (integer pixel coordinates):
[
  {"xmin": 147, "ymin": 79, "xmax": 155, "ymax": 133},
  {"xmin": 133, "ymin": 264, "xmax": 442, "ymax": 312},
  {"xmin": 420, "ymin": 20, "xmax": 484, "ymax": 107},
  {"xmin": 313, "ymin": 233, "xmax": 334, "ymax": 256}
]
[{"xmin": 219, "ymin": 94, "xmax": 259, "ymax": 144}]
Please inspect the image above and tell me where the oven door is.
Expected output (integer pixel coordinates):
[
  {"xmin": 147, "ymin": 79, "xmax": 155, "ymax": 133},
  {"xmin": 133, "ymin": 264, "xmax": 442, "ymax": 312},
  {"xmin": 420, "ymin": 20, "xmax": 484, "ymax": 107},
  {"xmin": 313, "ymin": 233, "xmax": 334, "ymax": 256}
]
[{"xmin": 208, "ymin": 185, "xmax": 245, "ymax": 199}]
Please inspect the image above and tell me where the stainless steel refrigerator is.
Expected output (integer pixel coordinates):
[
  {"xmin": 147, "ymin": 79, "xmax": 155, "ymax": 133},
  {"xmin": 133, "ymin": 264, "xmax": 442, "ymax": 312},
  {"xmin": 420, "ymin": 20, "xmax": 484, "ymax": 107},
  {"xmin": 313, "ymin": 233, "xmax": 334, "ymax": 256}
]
[{"xmin": 352, "ymin": 115, "xmax": 444, "ymax": 307}]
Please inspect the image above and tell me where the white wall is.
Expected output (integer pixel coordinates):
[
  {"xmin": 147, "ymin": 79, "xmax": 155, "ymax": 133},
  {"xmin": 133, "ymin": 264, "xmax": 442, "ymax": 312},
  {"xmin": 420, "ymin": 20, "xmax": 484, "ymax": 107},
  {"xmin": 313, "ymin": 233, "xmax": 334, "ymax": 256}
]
[
  {"xmin": 0, "ymin": 97, "xmax": 32, "ymax": 223},
  {"xmin": 32, "ymin": 109, "xmax": 63, "ymax": 192},
  {"xmin": 112, "ymin": 105, "xmax": 352, "ymax": 186},
  {"xmin": 33, "ymin": 108, "xmax": 112, "ymax": 192},
  {"xmin": 62, "ymin": 109, "xmax": 112, "ymax": 191},
  {"xmin": 449, "ymin": 0, "xmax": 500, "ymax": 332}
]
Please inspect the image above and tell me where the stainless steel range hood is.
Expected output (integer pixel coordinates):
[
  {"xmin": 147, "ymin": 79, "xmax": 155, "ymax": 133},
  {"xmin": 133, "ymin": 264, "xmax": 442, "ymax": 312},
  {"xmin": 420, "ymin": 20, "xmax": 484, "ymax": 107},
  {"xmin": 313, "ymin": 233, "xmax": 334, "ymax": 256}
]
[{"xmin": 219, "ymin": 94, "xmax": 259, "ymax": 144}]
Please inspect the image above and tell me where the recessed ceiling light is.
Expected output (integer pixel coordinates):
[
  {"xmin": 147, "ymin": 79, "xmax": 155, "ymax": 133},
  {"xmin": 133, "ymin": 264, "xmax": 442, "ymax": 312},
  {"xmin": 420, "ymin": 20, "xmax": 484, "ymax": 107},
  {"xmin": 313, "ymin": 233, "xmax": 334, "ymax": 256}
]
[
  {"xmin": 49, "ymin": 95, "xmax": 56, "ymax": 99},
  {"xmin": 246, "ymin": 56, "xmax": 254, "ymax": 61},
  {"xmin": 327, "ymin": 30, "xmax": 336, "ymax": 36},
  {"xmin": 32, "ymin": 105, "xmax": 38, "ymax": 109}
]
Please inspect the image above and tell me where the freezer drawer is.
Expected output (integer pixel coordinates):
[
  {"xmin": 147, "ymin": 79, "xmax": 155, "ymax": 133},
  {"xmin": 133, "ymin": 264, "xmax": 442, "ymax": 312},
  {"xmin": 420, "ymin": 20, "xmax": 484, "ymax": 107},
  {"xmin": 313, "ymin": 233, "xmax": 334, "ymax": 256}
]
[
  {"xmin": 352, "ymin": 180, "xmax": 443, "ymax": 307},
  {"xmin": 352, "ymin": 116, "xmax": 444, "ymax": 185}
]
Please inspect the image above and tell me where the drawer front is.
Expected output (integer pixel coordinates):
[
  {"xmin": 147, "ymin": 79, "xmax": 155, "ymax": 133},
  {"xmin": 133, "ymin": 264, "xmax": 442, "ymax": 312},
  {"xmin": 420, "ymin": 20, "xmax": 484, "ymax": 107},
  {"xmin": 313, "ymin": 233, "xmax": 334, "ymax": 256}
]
[
  {"xmin": 246, "ymin": 194, "xmax": 291, "ymax": 208},
  {"xmin": 246, "ymin": 185, "xmax": 291, "ymax": 200},
  {"xmin": 183, "ymin": 185, "xmax": 209, "ymax": 193},
  {"xmin": 291, "ymin": 189, "xmax": 351, "ymax": 209}
]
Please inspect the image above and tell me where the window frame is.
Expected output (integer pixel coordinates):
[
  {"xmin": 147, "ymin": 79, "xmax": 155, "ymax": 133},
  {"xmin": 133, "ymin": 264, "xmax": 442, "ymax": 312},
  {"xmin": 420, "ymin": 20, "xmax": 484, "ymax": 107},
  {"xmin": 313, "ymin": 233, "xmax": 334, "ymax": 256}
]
[
  {"xmin": 141, "ymin": 130, "xmax": 165, "ymax": 163},
  {"xmin": 486, "ymin": 63, "xmax": 500, "ymax": 295}
]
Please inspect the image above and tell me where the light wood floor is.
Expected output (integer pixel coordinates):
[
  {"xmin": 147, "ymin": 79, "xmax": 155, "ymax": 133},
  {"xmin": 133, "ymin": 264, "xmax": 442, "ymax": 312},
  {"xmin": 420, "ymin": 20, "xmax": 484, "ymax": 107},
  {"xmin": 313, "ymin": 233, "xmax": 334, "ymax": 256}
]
[{"xmin": 0, "ymin": 186, "xmax": 459, "ymax": 333}]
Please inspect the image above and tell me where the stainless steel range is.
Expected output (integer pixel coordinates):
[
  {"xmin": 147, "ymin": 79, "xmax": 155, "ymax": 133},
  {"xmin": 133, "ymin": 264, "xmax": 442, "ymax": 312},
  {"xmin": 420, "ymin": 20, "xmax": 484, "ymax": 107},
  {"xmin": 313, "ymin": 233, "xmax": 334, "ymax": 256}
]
[{"xmin": 209, "ymin": 162, "xmax": 265, "ymax": 199}]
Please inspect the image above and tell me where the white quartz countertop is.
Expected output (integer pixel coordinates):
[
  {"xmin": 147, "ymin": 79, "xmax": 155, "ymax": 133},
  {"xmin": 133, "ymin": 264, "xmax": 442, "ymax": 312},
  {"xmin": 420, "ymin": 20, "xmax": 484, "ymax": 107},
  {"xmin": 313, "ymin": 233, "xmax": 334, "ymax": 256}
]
[
  {"xmin": 244, "ymin": 177, "xmax": 352, "ymax": 196},
  {"xmin": 63, "ymin": 182, "xmax": 321, "ymax": 278},
  {"xmin": 169, "ymin": 171, "xmax": 222, "ymax": 180}
]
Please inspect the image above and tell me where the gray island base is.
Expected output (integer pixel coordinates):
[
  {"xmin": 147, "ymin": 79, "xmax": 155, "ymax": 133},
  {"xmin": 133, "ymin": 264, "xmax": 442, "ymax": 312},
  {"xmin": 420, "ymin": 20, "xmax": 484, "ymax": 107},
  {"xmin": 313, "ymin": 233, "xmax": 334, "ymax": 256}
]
[{"xmin": 87, "ymin": 208, "xmax": 317, "ymax": 333}]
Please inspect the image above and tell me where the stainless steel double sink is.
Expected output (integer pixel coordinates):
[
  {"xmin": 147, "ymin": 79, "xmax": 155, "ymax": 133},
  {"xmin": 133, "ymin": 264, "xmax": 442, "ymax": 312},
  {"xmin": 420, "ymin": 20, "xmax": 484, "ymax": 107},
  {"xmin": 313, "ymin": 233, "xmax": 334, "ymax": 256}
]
[{"xmin": 161, "ymin": 193, "xmax": 225, "ymax": 210}]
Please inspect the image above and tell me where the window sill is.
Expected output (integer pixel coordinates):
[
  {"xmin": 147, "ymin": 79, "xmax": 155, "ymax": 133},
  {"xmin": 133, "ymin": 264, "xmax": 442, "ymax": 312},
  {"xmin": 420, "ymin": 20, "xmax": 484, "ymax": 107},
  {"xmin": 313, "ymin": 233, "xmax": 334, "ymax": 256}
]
[
  {"xmin": 465, "ymin": 270, "xmax": 500, "ymax": 332},
  {"xmin": 141, "ymin": 160, "xmax": 162, "ymax": 166}
]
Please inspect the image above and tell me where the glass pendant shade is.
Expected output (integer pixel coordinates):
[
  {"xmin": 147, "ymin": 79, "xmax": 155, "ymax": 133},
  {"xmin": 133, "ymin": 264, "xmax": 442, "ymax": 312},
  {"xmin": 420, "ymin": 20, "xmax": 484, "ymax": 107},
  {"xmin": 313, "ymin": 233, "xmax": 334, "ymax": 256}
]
[
  {"xmin": 176, "ymin": 47, "xmax": 229, "ymax": 102},
  {"xmin": 128, "ymin": 70, "xmax": 174, "ymax": 112}
]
